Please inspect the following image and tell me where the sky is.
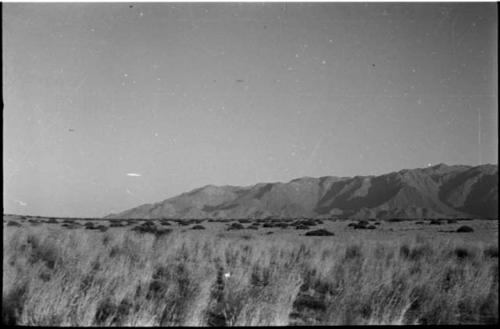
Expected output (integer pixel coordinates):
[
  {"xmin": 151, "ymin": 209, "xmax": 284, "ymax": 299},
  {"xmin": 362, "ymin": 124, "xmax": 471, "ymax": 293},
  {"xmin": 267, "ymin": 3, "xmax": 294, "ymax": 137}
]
[{"xmin": 3, "ymin": 2, "xmax": 498, "ymax": 217}]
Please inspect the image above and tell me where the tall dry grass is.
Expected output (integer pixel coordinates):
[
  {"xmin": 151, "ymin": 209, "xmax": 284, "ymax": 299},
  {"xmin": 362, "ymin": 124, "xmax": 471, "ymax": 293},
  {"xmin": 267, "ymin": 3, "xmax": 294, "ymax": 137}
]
[{"xmin": 2, "ymin": 225, "xmax": 498, "ymax": 325}]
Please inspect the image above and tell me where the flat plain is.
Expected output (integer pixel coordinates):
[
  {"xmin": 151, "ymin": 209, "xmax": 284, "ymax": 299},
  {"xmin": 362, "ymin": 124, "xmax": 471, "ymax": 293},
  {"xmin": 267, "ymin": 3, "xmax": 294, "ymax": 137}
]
[{"xmin": 3, "ymin": 214, "xmax": 498, "ymax": 325}]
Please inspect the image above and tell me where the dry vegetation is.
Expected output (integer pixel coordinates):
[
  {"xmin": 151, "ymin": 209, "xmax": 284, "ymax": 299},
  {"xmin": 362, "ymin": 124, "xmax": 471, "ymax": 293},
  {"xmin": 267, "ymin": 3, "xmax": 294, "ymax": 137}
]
[{"xmin": 2, "ymin": 218, "xmax": 498, "ymax": 326}]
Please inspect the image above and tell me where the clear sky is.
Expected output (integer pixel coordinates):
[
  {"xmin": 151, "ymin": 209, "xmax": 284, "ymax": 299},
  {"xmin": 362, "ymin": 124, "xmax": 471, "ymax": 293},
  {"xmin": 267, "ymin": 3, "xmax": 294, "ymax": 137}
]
[{"xmin": 3, "ymin": 2, "xmax": 498, "ymax": 217}]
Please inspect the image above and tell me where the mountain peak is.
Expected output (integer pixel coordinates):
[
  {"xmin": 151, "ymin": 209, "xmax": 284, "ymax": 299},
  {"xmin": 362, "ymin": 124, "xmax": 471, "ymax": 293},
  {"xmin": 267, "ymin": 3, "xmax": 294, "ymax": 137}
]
[{"xmin": 432, "ymin": 163, "xmax": 448, "ymax": 169}]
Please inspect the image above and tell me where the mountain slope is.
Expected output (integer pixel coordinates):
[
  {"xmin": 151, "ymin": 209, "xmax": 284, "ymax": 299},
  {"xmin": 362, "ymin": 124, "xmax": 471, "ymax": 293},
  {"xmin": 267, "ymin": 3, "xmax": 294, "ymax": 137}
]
[{"xmin": 106, "ymin": 164, "xmax": 498, "ymax": 220}]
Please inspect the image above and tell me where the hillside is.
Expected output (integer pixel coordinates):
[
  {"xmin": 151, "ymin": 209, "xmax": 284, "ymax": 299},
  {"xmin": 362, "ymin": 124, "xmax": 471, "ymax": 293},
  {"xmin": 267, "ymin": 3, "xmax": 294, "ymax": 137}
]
[{"xmin": 106, "ymin": 164, "xmax": 498, "ymax": 220}]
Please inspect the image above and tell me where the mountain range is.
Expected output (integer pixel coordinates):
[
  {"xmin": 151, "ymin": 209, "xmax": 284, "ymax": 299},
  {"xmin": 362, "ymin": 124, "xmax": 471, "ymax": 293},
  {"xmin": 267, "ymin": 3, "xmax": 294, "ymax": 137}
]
[{"xmin": 106, "ymin": 164, "xmax": 498, "ymax": 220}]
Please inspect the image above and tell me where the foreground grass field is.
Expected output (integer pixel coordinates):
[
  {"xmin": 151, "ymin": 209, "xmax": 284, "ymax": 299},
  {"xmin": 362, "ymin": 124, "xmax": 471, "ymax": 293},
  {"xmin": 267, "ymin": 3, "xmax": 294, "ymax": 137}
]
[{"xmin": 3, "ymin": 216, "xmax": 498, "ymax": 325}]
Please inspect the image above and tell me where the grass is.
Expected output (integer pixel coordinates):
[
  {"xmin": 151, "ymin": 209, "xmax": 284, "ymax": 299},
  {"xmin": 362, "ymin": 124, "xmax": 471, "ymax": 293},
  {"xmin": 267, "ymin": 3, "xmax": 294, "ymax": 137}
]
[{"xmin": 2, "ymin": 222, "xmax": 498, "ymax": 326}]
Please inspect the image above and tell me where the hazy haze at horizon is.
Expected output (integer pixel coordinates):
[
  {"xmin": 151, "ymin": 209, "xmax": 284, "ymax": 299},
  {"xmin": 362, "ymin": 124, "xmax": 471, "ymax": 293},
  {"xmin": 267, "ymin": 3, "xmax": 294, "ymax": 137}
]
[{"xmin": 3, "ymin": 3, "xmax": 498, "ymax": 217}]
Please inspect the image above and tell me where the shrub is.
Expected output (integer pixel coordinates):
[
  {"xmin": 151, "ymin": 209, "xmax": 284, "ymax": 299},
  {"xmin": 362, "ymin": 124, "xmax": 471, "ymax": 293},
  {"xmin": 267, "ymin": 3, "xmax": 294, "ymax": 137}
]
[
  {"xmin": 453, "ymin": 247, "xmax": 474, "ymax": 260},
  {"xmin": 353, "ymin": 223, "xmax": 369, "ymax": 229},
  {"xmin": 400, "ymin": 243, "xmax": 433, "ymax": 262},
  {"xmin": 399, "ymin": 244, "xmax": 410, "ymax": 259},
  {"xmin": 227, "ymin": 223, "xmax": 244, "ymax": 230},
  {"xmin": 344, "ymin": 245, "xmax": 363, "ymax": 260},
  {"xmin": 297, "ymin": 220, "xmax": 317, "ymax": 227},
  {"xmin": 276, "ymin": 223, "xmax": 289, "ymax": 229},
  {"xmin": 132, "ymin": 225, "xmax": 171, "ymax": 236},
  {"xmin": 483, "ymin": 245, "xmax": 498, "ymax": 258},
  {"xmin": 305, "ymin": 229, "xmax": 334, "ymax": 236},
  {"xmin": 7, "ymin": 221, "xmax": 21, "ymax": 227},
  {"xmin": 2, "ymin": 283, "xmax": 28, "ymax": 325},
  {"xmin": 191, "ymin": 225, "xmax": 205, "ymax": 230},
  {"xmin": 447, "ymin": 219, "xmax": 458, "ymax": 224},
  {"xmin": 386, "ymin": 218, "xmax": 404, "ymax": 222},
  {"xmin": 62, "ymin": 223, "xmax": 81, "ymax": 229},
  {"xmin": 456, "ymin": 226, "xmax": 474, "ymax": 233},
  {"xmin": 429, "ymin": 219, "xmax": 442, "ymax": 225}
]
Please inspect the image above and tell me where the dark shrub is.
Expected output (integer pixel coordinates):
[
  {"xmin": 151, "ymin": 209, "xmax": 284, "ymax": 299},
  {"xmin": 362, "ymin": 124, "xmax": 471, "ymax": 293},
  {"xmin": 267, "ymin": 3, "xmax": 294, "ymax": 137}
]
[
  {"xmin": 354, "ymin": 223, "xmax": 369, "ymax": 229},
  {"xmin": 441, "ymin": 266, "xmax": 464, "ymax": 292},
  {"xmin": 2, "ymin": 283, "xmax": 29, "ymax": 326},
  {"xmin": 415, "ymin": 221, "xmax": 425, "ymax": 225},
  {"xmin": 94, "ymin": 225, "xmax": 108, "ymax": 232},
  {"xmin": 453, "ymin": 247, "xmax": 474, "ymax": 260},
  {"xmin": 301, "ymin": 220, "xmax": 317, "ymax": 226},
  {"xmin": 305, "ymin": 229, "xmax": 334, "ymax": 236},
  {"xmin": 483, "ymin": 245, "xmax": 498, "ymax": 258},
  {"xmin": 94, "ymin": 298, "xmax": 117, "ymax": 325},
  {"xmin": 141, "ymin": 221, "xmax": 155, "ymax": 227},
  {"xmin": 250, "ymin": 265, "xmax": 271, "ymax": 287},
  {"xmin": 62, "ymin": 223, "xmax": 80, "ymax": 229},
  {"xmin": 262, "ymin": 223, "xmax": 274, "ymax": 228},
  {"xmin": 429, "ymin": 219, "xmax": 442, "ymax": 225},
  {"xmin": 132, "ymin": 225, "xmax": 171, "ymax": 237},
  {"xmin": 456, "ymin": 225, "xmax": 474, "ymax": 233},
  {"xmin": 7, "ymin": 221, "xmax": 21, "ymax": 227},
  {"xmin": 366, "ymin": 225, "xmax": 376, "ymax": 229},
  {"xmin": 295, "ymin": 225, "xmax": 309, "ymax": 230},
  {"xmin": 386, "ymin": 218, "xmax": 404, "ymax": 222},
  {"xmin": 292, "ymin": 294, "xmax": 327, "ymax": 312},
  {"xmin": 374, "ymin": 222, "xmax": 381, "ymax": 226},
  {"xmin": 238, "ymin": 219, "xmax": 251, "ymax": 224},
  {"xmin": 111, "ymin": 298, "xmax": 133, "ymax": 326},
  {"xmin": 400, "ymin": 242, "xmax": 433, "ymax": 262},
  {"xmin": 39, "ymin": 269, "xmax": 52, "ymax": 282},
  {"xmin": 227, "ymin": 223, "xmax": 244, "ymax": 230},
  {"xmin": 276, "ymin": 223, "xmax": 289, "ymax": 229},
  {"xmin": 191, "ymin": 225, "xmax": 205, "ymax": 230},
  {"xmin": 347, "ymin": 223, "xmax": 357, "ymax": 228},
  {"xmin": 447, "ymin": 219, "xmax": 458, "ymax": 224},
  {"xmin": 409, "ymin": 244, "xmax": 433, "ymax": 261},
  {"xmin": 160, "ymin": 221, "xmax": 171, "ymax": 226},
  {"xmin": 400, "ymin": 244, "xmax": 410, "ymax": 259},
  {"xmin": 27, "ymin": 237, "xmax": 60, "ymax": 269},
  {"xmin": 344, "ymin": 245, "xmax": 363, "ymax": 260}
]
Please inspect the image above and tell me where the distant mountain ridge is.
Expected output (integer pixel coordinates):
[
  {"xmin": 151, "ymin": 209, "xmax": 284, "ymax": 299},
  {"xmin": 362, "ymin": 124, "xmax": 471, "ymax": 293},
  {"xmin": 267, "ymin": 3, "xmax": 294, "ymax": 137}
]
[{"xmin": 106, "ymin": 164, "xmax": 498, "ymax": 220}]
